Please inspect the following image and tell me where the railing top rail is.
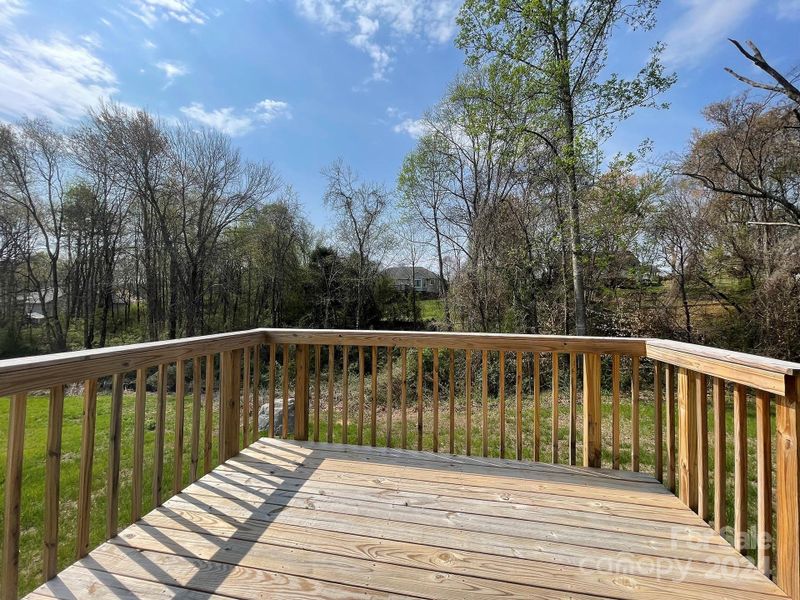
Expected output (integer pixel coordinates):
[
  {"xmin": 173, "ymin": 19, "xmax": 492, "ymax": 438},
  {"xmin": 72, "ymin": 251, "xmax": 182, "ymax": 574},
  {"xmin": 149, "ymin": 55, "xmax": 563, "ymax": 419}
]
[{"xmin": 646, "ymin": 339, "xmax": 800, "ymax": 376}]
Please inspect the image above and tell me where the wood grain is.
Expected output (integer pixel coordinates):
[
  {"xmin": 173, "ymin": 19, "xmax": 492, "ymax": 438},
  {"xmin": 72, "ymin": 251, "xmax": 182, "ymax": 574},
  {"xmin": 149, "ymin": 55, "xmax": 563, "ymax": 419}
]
[
  {"xmin": 76, "ymin": 379, "xmax": 98, "ymax": 558},
  {"xmin": 43, "ymin": 386, "xmax": 64, "ymax": 581}
]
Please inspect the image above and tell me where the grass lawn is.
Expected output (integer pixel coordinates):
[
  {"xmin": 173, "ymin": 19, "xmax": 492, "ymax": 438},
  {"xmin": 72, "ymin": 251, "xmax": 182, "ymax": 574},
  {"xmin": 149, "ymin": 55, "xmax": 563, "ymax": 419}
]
[
  {"xmin": 419, "ymin": 299, "xmax": 444, "ymax": 321},
  {"xmin": 0, "ymin": 372, "xmax": 767, "ymax": 595}
]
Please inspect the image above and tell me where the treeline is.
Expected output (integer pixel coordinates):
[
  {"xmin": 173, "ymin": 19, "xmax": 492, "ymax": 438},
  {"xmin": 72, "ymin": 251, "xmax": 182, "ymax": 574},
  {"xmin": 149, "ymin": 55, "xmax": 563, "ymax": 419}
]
[{"xmin": 394, "ymin": 1, "xmax": 800, "ymax": 360}]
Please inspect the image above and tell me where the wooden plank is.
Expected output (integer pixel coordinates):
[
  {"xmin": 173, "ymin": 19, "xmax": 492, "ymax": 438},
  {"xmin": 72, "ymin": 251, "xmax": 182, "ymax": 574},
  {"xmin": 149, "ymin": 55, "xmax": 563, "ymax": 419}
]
[
  {"xmin": 268, "ymin": 343, "xmax": 276, "ymax": 438},
  {"xmin": 282, "ymin": 344, "xmax": 290, "ymax": 439},
  {"xmin": 776, "ymin": 376, "xmax": 800, "ymax": 600},
  {"xmin": 631, "ymin": 355, "xmax": 640, "ymax": 472},
  {"xmin": 533, "ymin": 352, "xmax": 540, "ymax": 462},
  {"xmin": 151, "ymin": 365, "xmax": 166, "ymax": 505},
  {"xmin": 174, "ymin": 359, "xmax": 185, "ymax": 494},
  {"xmin": 43, "ymin": 385, "xmax": 64, "ymax": 581},
  {"xmin": 449, "ymin": 349, "xmax": 455, "ymax": 455},
  {"xmin": 431, "ymin": 348, "xmax": 437, "ymax": 452},
  {"xmin": 76, "ymin": 379, "xmax": 98, "ymax": 558},
  {"xmin": 756, "ymin": 389, "xmax": 772, "ymax": 577},
  {"xmin": 400, "ymin": 347, "xmax": 407, "ymax": 449},
  {"xmin": 515, "ymin": 351, "xmax": 522, "ymax": 461},
  {"xmin": 371, "ymin": 345, "xmax": 378, "ymax": 447},
  {"xmin": 190, "ymin": 357, "xmax": 201, "ymax": 482},
  {"xmin": 342, "ymin": 345, "xmax": 349, "ymax": 444},
  {"xmin": 552, "ymin": 352, "xmax": 559, "ymax": 463},
  {"xmin": 713, "ymin": 377, "xmax": 727, "ymax": 533},
  {"xmin": 203, "ymin": 355, "xmax": 213, "ymax": 473},
  {"xmin": 358, "ymin": 346, "xmax": 365, "ymax": 446},
  {"xmin": 583, "ymin": 353, "xmax": 601, "ymax": 468},
  {"xmin": 481, "ymin": 350, "xmax": 488, "ymax": 457},
  {"xmin": 678, "ymin": 368, "xmax": 698, "ymax": 511},
  {"xmin": 314, "ymin": 345, "xmax": 321, "ymax": 442},
  {"xmin": 106, "ymin": 373, "xmax": 124, "ymax": 538},
  {"xmin": 654, "ymin": 362, "xmax": 663, "ymax": 482},
  {"xmin": 666, "ymin": 364, "xmax": 676, "ymax": 493},
  {"xmin": 387, "ymin": 347, "xmax": 394, "ymax": 448},
  {"xmin": 612, "ymin": 354, "xmax": 620, "ymax": 470},
  {"xmin": 252, "ymin": 344, "xmax": 260, "ymax": 444},
  {"xmin": 569, "ymin": 352, "xmax": 577, "ymax": 466},
  {"xmin": 295, "ymin": 344, "xmax": 310, "ymax": 441},
  {"xmin": 734, "ymin": 382, "xmax": 748, "ymax": 554},
  {"xmin": 696, "ymin": 372, "xmax": 709, "ymax": 521},
  {"xmin": 241, "ymin": 347, "xmax": 250, "ymax": 450},
  {"xmin": 466, "ymin": 350, "xmax": 472, "ymax": 456},
  {"xmin": 2, "ymin": 393, "xmax": 26, "ymax": 600},
  {"xmin": 132, "ymin": 368, "xmax": 146, "ymax": 520},
  {"xmin": 220, "ymin": 350, "xmax": 241, "ymax": 462},
  {"xmin": 499, "ymin": 351, "xmax": 505, "ymax": 458},
  {"xmin": 328, "ymin": 344, "xmax": 335, "ymax": 444},
  {"xmin": 417, "ymin": 347, "xmax": 423, "ymax": 451}
]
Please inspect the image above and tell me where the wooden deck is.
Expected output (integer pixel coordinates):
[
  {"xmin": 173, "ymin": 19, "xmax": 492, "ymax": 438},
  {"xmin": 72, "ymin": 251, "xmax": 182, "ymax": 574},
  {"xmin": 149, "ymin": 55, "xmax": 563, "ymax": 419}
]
[{"xmin": 29, "ymin": 438, "xmax": 787, "ymax": 600}]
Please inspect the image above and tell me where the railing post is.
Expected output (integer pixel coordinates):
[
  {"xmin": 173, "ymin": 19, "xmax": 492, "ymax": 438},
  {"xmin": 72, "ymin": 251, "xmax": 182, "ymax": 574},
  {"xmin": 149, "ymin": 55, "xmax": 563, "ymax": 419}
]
[
  {"xmin": 294, "ymin": 344, "xmax": 310, "ymax": 441},
  {"xmin": 220, "ymin": 349, "xmax": 241, "ymax": 462},
  {"xmin": 678, "ymin": 368, "xmax": 698, "ymax": 511},
  {"xmin": 777, "ymin": 375, "xmax": 800, "ymax": 600},
  {"xmin": 583, "ymin": 353, "xmax": 601, "ymax": 468}
]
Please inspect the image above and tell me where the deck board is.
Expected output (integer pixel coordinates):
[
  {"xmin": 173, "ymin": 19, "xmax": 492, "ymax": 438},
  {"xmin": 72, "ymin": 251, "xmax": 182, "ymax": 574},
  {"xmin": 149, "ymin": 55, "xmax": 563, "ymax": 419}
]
[{"xmin": 30, "ymin": 438, "xmax": 789, "ymax": 600}]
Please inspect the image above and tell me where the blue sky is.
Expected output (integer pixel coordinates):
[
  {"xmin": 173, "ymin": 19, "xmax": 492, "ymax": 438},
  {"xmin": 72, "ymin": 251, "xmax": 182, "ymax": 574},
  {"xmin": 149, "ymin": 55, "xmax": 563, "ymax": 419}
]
[{"xmin": 0, "ymin": 0, "xmax": 798, "ymax": 229}]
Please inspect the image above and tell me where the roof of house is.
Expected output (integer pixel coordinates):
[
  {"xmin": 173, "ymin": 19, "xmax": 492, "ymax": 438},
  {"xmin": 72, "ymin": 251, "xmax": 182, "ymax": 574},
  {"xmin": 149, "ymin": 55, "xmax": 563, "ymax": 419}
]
[{"xmin": 383, "ymin": 266, "xmax": 439, "ymax": 280}]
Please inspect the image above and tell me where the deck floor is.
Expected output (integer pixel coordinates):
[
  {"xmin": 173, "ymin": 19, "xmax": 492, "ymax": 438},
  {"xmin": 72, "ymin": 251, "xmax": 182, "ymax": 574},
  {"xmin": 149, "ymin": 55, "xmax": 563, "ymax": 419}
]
[{"xmin": 29, "ymin": 438, "xmax": 787, "ymax": 599}]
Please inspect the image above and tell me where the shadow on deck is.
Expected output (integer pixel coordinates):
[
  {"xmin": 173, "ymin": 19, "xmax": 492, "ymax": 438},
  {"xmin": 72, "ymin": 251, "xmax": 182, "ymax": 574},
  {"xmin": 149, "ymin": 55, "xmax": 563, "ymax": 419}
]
[{"xmin": 28, "ymin": 438, "xmax": 787, "ymax": 600}]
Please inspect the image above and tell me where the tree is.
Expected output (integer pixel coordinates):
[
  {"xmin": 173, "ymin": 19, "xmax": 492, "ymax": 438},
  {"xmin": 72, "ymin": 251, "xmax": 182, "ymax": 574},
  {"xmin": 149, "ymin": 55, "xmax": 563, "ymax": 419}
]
[{"xmin": 456, "ymin": 0, "xmax": 675, "ymax": 334}]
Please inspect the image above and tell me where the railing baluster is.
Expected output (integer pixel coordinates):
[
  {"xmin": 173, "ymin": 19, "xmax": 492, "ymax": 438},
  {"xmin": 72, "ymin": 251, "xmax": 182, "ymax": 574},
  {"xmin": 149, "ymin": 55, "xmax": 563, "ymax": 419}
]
[
  {"xmin": 242, "ymin": 347, "xmax": 250, "ymax": 450},
  {"xmin": 174, "ymin": 359, "xmax": 185, "ymax": 494},
  {"xmin": 107, "ymin": 373, "xmax": 124, "ymax": 537},
  {"xmin": 387, "ymin": 347, "xmax": 394, "ymax": 448},
  {"xmin": 253, "ymin": 345, "xmax": 261, "ymax": 444},
  {"xmin": 268, "ymin": 343, "xmax": 276, "ymax": 438},
  {"xmin": 713, "ymin": 377, "xmax": 727, "ymax": 533},
  {"xmin": 401, "ymin": 347, "xmax": 407, "ymax": 449},
  {"xmin": 314, "ymin": 345, "xmax": 321, "ymax": 442},
  {"xmin": 678, "ymin": 368, "xmax": 698, "ymax": 511},
  {"xmin": 552, "ymin": 352, "xmax": 559, "ymax": 464},
  {"xmin": 583, "ymin": 353, "xmax": 601, "ymax": 468},
  {"xmin": 654, "ymin": 361, "xmax": 663, "ymax": 482},
  {"xmin": 612, "ymin": 354, "xmax": 620, "ymax": 469},
  {"xmin": 756, "ymin": 389, "xmax": 772, "ymax": 576},
  {"xmin": 417, "ymin": 347, "xmax": 423, "ymax": 451},
  {"xmin": 43, "ymin": 385, "xmax": 63, "ymax": 581},
  {"xmin": 734, "ymin": 382, "xmax": 748, "ymax": 554},
  {"xmin": 190, "ymin": 357, "xmax": 201, "ymax": 482},
  {"xmin": 697, "ymin": 372, "xmax": 709, "ymax": 521},
  {"xmin": 776, "ymin": 376, "xmax": 800, "ymax": 600},
  {"xmin": 449, "ymin": 349, "xmax": 455, "ymax": 455},
  {"xmin": 77, "ymin": 378, "xmax": 98, "ymax": 558},
  {"xmin": 358, "ymin": 346, "xmax": 365, "ymax": 445},
  {"xmin": 282, "ymin": 345, "xmax": 289, "ymax": 439},
  {"xmin": 533, "ymin": 352, "xmax": 540, "ymax": 462},
  {"xmin": 569, "ymin": 352, "xmax": 577, "ymax": 466},
  {"xmin": 466, "ymin": 349, "xmax": 472, "ymax": 456},
  {"xmin": 515, "ymin": 351, "xmax": 522, "ymax": 461},
  {"xmin": 152, "ymin": 364, "xmax": 167, "ymax": 507},
  {"xmin": 481, "ymin": 350, "xmax": 488, "ymax": 457},
  {"xmin": 631, "ymin": 355, "xmax": 640, "ymax": 472},
  {"xmin": 666, "ymin": 364, "xmax": 676, "ymax": 493},
  {"xmin": 371, "ymin": 346, "xmax": 378, "ymax": 447},
  {"xmin": 499, "ymin": 351, "xmax": 505, "ymax": 458},
  {"xmin": 133, "ymin": 368, "xmax": 146, "ymax": 519},
  {"xmin": 203, "ymin": 355, "xmax": 213, "ymax": 472},
  {"xmin": 342, "ymin": 345, "xmax": 349, "ymax": 444},
  {"xmin": 431, "ymin": 348, "xmax": 438, "ymax": 452},
  {"xmin": 295, "ymin": 344, "xmax": 309, "ymax": 441},
  {"xmin": 3, "ymin": 392, "xmax": 27, "ymax": 600},
  {"xmin": 328, "ymin": 344, "xmax": 335, "ymax": 444}
]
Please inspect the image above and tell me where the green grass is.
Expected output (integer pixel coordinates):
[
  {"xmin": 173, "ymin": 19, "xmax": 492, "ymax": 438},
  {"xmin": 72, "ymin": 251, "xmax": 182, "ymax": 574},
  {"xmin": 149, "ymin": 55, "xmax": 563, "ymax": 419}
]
[
  {"xmin": 419, "ymin": 299, "xmax": 444, "ymax": 321},
  {"xmin": 0, "ymin": 373, "xmax": 767, "ymax": 595}
]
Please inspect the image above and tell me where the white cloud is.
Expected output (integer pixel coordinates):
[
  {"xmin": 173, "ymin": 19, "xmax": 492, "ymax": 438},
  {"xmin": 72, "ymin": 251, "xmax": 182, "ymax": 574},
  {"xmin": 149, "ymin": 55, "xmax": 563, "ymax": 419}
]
[
  {"xmin": 392, "ymin": 117, "xmax": 428, "ymax": 139},
  {"xmin": 143, "ymin": 38, "xmax": 157, "ymax": 49},
  {"xmin": 0, "ymin": 30, "xmax": 117, "ymax": 121},
  {"xmin": 128, "ymin": 0, "xmax": 207, "ymax": 27},
  {"xmin": 0, "ymin": 0, "xmax": 24, "ymax": 27},
  {"xmin": 180, "ymin": 98, "xmax": 291, "ymax": 136},
  {"xmin": 662, "ymin": 0, "xmax": 756, "ymax": 68},
  {"xmin": 777, "ymin": 0, "xmax": 800, "ymax": 19},
  {"xmin": 293, "ymin": 0, "xmax": 460, "ymax": 82},
  {"xmin": 156, "ymin": 60, "xmax": 188, "ymax": 81}
]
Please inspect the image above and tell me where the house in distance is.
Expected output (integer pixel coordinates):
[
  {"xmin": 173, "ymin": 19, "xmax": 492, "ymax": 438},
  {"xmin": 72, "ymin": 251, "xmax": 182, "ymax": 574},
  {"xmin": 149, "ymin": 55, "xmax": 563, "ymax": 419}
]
[{"xmin": 383, "ymin": 266, "xmax": 442, "ymax": 296}]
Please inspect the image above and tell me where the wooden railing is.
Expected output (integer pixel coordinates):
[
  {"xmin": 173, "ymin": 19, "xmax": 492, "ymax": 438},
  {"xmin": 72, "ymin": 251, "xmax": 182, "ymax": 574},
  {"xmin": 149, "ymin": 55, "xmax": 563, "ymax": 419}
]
[{"xmin": 0, "ymin": 328, "xmax": 798, "ymax": 599}]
